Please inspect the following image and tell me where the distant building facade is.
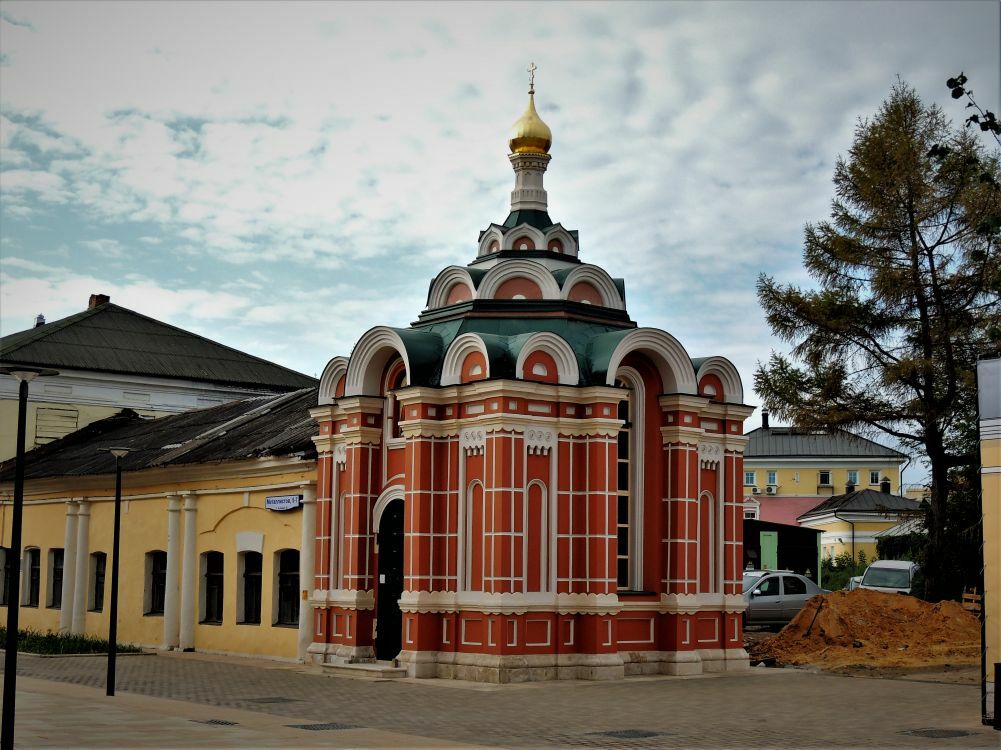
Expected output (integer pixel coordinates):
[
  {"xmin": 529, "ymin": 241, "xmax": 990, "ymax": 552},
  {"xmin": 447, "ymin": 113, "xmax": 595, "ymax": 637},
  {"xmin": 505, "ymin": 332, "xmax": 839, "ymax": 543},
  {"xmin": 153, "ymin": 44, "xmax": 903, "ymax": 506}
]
[
  {"xmin": 306, "ymin": 79, "xmax": 754, "ymax": 682},
  {"xmin": 741, "ymin": 412, "xmax": 908, "ymax": 529},
  {"xmin": 0, "ymin": 390, "xmax": 318, "ymax": 661},
  {"xmin": 0, "ymin": 293, "xmax": 316, "ymax": 459}
]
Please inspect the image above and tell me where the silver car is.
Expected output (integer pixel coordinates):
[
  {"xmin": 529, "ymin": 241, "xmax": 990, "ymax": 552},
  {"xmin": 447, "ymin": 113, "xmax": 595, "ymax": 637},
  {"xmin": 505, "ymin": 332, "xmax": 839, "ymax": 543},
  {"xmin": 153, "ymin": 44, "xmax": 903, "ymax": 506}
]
[{"xmin": 742, "ymin": 571, "xmax": 829, "ymax": 626}]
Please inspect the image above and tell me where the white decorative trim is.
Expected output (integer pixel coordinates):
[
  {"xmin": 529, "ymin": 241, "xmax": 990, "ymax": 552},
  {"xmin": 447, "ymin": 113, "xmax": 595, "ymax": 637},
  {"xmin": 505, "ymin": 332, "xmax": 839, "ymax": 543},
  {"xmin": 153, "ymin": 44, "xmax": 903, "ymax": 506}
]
[
  {"xmin": 543, "ymin": 226, "xmax": 579, "ymax": 258},
  {"xmin": 698, "ymin": 442, "xmax": 724, "ymax": 468},
  {"xmin": 695, "ymin": 356, "xmax": 744, "ymax": 404},
  {"xmin": 308, "ymin": 588, "xmax": 375, "ymax": 610},
  {"xmin": 396, "ymin": 591, "xmax": 622, "ymax": 616},
  {"xmin": 318, "ymin": 356, "xmax": 348, "ymax": 406},
  {"xmin": 514, "ymin": 331, "xmax": 580, "ymax": 385},
  {"xmin": 559, "ymin": 264, "xmax": 624, "ymax": 309},
  {"xmin": 501, "ymin": 225, "xmax": 546, "ymax": 252},
  {"xmin": 525, "ymin": 426, "xmax": 556, "ymax": 455},
  {"xmin": 478, "ymin": 259, "xmax": 562, "ymax": 300},
  {"xmin": 428, "ymin": 265, "xmax": 478, "ymax": 309},
  {"xmin": 605, "ymin": 328, "xmax": 698, "ymax": 393},
  {"xmin": 344, "ymin": 326, "xmax": 411, "ymax": 396},
  {"xmin": 440, "ymin": 333, "xmax": 490, "ymax": 386},
  {"xmin": 477, "ymin": 225, "xmax": 506, "ymax": 257},
  {"xmin": 332, "ymin": 443, "xmax": 347, "ymax": 469},
  {"xmin": 373, "ymin": 486, "xmax": 404, "ymax": 533},
  {"xmin": 460, "ymin": 428, "xmax": 486, "ymax": 455}
]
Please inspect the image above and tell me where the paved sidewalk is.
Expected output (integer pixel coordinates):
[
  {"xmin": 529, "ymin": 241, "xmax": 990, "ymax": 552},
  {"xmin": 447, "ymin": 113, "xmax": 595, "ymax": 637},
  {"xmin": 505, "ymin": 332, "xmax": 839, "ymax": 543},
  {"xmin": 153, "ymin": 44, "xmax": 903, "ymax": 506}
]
[{"xmin": 1, "ymin": 651, "xmax": 997, "ymax": 748}]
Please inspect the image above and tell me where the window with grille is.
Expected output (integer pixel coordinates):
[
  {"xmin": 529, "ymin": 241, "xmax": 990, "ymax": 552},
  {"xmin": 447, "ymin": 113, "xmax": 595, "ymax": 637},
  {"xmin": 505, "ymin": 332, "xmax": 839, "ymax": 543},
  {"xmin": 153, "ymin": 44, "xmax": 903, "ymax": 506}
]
[
  {"xmin": 240, "ymin": 552, "xmax": 262, "ymax": 624},
  {"xmin": 48, "ymin": 549, "xmax": 64, "ymax": 608},
  {"xmin": 202, "ymin": 552, "xmax": 224, "ymax": 623},
  {"xmin": 276, "ymin": 550, "xmax": 300, "ymax": 626},
  {"xmin": 146, "ymin": 551, "xmax": 167, "ymax": 615},
  {"xmin": 89, "ymin": 552, "xmax": 106, "ymax": 611}
]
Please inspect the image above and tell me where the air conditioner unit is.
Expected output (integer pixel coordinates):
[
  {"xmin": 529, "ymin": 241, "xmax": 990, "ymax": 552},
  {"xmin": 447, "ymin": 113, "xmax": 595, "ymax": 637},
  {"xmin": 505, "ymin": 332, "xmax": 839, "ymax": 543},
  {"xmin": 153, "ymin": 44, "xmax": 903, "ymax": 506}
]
[
  {"xmin": 751, "ymin": 487, "xmax": 761, "ymax": 495},
  {"xmin": 766, "ymin": 486, "xmax": 777, "ymax": 495}
]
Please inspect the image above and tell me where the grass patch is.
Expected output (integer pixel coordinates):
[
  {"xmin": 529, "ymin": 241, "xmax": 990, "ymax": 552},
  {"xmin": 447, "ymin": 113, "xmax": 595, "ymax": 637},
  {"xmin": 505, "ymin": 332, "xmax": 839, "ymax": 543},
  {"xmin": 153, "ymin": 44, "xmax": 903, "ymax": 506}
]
[{"xmin": 0, "ymin": 626, "xmax": 143, "ymax": 655}]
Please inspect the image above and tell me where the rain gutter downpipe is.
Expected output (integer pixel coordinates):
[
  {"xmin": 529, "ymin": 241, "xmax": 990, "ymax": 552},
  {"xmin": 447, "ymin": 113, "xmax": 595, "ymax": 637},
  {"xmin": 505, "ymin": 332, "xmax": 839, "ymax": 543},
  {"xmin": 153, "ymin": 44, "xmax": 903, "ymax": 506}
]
[{"xmin": 834, "ymin": 510, "xmax": 856, "ymax": 565}]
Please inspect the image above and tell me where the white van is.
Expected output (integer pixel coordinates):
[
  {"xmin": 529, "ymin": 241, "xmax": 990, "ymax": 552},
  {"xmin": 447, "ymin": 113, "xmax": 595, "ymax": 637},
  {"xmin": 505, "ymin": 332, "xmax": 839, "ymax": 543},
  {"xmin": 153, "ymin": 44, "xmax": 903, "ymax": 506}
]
[{"xmin": 858, "ymin": 559, "xmax": 919, "ymax": 594}]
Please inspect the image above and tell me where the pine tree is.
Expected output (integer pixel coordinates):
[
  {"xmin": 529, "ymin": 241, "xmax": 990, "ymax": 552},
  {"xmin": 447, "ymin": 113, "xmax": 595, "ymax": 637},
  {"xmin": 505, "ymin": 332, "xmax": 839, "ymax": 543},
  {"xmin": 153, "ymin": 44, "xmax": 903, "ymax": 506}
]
[{"xmin": 754, "ymin": 81, "xmax": 1001, "ymax": 601}]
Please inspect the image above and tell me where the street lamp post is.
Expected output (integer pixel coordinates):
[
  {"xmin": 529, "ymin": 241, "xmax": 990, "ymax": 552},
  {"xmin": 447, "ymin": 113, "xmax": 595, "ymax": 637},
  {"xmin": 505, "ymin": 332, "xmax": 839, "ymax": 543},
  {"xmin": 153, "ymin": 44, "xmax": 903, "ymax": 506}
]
[
  {"xmin": 1, "ymin": 365, "xmax": 58, "ymax": 750},
  {"xmin": 100, "ymin": 447, "xmax": 130, "ymax": 697}
]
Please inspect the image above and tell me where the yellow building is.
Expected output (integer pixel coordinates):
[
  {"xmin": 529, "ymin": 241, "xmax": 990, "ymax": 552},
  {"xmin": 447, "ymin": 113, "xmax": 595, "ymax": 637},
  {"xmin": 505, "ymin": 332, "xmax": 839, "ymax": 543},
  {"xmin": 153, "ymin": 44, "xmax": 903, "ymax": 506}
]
[
  {"xmin": 0, "ymin": 293, "xmax": 316, "ymax": 460},
  {"xmin": 796, "ymin": 485, "xmax": 923, "ymax": 561},
  {"xmin": 742, "ymin": 412, "xmax": 908, "ymax": 536},
  {"xmin": 978, "ymin": 356, "xmax": 1000, "ymax": 724},
  {"xmin": 0, "ymin": 388, "xmax": 318, "ymax": 661}
]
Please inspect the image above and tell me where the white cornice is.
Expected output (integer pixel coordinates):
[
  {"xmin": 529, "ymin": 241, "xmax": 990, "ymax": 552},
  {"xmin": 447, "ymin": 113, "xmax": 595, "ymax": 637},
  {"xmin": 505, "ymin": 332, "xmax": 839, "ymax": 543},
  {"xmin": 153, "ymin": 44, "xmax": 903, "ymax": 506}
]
[{"xmin": 309, "ymin": 588, "xmax": 375, "ymax": 610}]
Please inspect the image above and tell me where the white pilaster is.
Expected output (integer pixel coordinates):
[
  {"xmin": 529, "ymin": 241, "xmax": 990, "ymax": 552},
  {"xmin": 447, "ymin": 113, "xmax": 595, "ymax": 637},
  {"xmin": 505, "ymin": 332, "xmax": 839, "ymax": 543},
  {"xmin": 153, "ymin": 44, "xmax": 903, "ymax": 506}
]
[
  {"xmin": 71, "ymin": 500, "xmax": 90, "ymax": 634},
  {"xmin": 59, "ymin": 500, "xmax": 79, "ymax": 633},
  {"xmin": 163, "ymin": 494, "xmax": 181, "ymax": 649},
  {"xmin": 179, "ymin": 493, "xmax": 198, "ymax": 651},
  {"xmin": 298, "ymin": 484, "xmax": 317, "ymax": 662}
]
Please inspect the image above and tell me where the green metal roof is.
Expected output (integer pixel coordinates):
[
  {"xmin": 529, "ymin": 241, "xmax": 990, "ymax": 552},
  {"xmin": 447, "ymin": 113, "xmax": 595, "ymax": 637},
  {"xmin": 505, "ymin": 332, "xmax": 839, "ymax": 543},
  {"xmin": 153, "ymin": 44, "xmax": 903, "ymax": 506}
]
[{"xmin": 502, "ymin": 209, "xmax": 554, "ymax": 230}]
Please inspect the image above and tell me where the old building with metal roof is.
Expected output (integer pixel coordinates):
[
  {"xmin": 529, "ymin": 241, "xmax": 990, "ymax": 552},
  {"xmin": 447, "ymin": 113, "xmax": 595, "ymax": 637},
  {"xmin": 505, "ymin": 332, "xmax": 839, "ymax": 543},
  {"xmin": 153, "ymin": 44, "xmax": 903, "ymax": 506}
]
[
  {"xmin": 740, "ymin": 410, "xmax": 909, "ymax": 532},
  {"xmin": 0, "ymin": 294, "xmax": 316, "ymax": 459},
  {"xmin": 0, "ymin": 388, "xmax": 319, "ymax": 661}
]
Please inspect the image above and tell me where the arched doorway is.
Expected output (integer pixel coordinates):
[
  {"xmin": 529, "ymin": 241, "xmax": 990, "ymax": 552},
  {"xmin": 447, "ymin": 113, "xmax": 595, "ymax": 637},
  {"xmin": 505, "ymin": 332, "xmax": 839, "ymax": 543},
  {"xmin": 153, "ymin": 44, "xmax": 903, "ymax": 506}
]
[{"xmin": 375, "ymin": 498, "xmax": 404, "ymax": 660}]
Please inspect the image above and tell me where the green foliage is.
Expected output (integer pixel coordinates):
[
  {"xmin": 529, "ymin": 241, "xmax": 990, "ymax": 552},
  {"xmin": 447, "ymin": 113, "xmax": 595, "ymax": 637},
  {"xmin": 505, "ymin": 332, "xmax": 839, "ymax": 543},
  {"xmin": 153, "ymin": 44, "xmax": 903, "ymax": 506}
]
[
  {"xmin": 821, "ymin": 550, "xmax": 870, "ymax": 591},
  {"xmin": 755, "ymin": 80, "xmax": 1001, "ymax": 601},
  {"xmin": 0, "ymin": 626, "xmax": 143, "ymax": 655}
]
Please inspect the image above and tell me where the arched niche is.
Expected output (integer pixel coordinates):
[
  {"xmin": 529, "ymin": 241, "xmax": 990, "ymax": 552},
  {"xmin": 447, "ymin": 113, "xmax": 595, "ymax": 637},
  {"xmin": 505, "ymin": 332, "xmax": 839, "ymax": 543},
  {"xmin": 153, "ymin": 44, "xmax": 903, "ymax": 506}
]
[
  {"xmin": 427, "ymin": 266, "xmax": 477, "ymax": 310},
  {"xmin": 441, "ymin": 333, "xmax": 491, "ymax": 386},
  {"xmin": 318, "ymin": 356, "xmax": 348, "ymax": 405},
  {"xmin": 478, "ymin": 259, "xmax": 561, "ymax": 301},
  {"xmin": 559, "ymin": 265, "xmax": 624, "ymax": 309},
  {"xmin": 514, "ymin": 331, "xmax": 579, "ymax": 385},
  {"xmin": 695, "ymin": 356, "xmax": 744, "ymax": 404},
  {"xmin": 604, "ymin": 328, "xmax": 697, "ymax": 394},
  {"xmin": 344, "ymin": 327, "xmax": 412, "ymax": 396}
]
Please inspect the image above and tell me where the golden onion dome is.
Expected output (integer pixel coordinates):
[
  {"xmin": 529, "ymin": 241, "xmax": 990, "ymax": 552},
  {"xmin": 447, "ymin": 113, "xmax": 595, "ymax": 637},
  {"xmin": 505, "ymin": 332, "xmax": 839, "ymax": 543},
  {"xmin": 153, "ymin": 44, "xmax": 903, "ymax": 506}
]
[{"xmin": 509, "ymin": 90, "xmax": 552, "ymax": 155}]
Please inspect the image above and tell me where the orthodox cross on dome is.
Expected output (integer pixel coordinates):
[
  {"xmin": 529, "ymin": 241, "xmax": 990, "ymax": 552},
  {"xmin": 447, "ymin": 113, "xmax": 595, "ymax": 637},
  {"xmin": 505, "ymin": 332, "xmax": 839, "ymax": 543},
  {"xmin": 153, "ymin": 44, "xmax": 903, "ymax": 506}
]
[{"xmin": 527, "ymin": 62, "xmax": 537, "ymax": 94}]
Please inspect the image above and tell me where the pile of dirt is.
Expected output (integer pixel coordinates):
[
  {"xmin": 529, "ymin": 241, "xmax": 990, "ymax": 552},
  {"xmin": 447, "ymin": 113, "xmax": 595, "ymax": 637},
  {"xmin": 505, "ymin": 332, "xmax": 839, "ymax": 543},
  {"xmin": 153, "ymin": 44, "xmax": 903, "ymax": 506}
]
[{"xmin": 748, "ymin": 588, "xmax": 980, "ymax": 672}]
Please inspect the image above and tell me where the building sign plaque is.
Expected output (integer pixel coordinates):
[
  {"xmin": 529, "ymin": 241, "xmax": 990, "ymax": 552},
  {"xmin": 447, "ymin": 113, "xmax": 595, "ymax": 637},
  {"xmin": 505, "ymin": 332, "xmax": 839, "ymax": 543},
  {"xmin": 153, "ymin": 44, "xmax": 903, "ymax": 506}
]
[{"xmin": 265, "ymin": 494, "xmax": 302, "ymax": 511}]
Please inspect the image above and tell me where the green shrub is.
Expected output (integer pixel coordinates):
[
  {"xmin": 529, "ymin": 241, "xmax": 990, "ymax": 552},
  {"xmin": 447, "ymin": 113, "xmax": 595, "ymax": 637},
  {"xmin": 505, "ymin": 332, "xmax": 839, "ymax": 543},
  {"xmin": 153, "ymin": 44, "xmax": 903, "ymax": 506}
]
[{"xmin": 0, "ymin": 627, "xmax": 142, "ymax": 655}]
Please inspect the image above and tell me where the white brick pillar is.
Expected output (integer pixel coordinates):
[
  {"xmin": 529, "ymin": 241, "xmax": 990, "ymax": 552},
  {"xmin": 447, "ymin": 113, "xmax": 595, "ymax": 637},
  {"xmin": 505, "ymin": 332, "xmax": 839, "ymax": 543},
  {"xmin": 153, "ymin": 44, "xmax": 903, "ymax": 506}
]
[
  {"xmin": 70, "ymin": 500, "xmax": 90, "ymax": 634},
  {"xmin": 298, "ymin": 483, "xmax": 317, "ymax": 662},
  {"xmin": 179, "ymin": 493, "xmax": 198, "ymax": 651},
  {"xmin": 162, "ymin": 494, "xmax": 181, "ymax": 649},
  {"xmin": 59, "ymin": 500, "xmax": 79, "ymax": 633}
]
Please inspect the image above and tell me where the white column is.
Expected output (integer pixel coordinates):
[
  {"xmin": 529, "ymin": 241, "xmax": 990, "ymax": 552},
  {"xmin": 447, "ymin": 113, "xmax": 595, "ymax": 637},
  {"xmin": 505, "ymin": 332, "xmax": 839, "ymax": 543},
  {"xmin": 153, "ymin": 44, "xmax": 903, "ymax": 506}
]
[
  {"xmin": 71, "ymin": 500, "xmax": 91, "ymax": 634},
  {"xmin": 162, "ymin": 494, "xmax": 181, "ymax": 649},
  {"xmin": 179, "ymin": 493, "xmax": 198, "ymax": 651},
  {"xmin": 59, "ymin": 500, "xmax": 79, "ymax": 633},
  {"xmin": 298, "ymin": 484, "xmax": 317, "ymax": 662}
]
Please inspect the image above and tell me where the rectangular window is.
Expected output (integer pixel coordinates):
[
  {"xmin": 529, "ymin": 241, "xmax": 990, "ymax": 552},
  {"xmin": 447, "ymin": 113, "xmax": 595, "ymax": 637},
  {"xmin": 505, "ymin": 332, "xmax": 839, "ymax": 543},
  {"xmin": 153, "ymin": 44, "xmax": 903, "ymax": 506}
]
[
  {"xmin": 276, "ymin": 550, "xmax": 300, "ymax": 626},
  {"xmin": 202, "ymin": 552, "xmax": 224, "ymax": 624},
  {"xmin": 0, "ymin": 547, "xmax": 11, "ymax": 606},
  {"xmin": 240, "ymin": 552, "xmax": 262, "ymax": 624},
  {"xmin": 744, "ymin": 471, "xmax": 756, "ymax": 486},
  {"xmin": 847, "ymin": 470, "xmax": 859, "ymax": 486},
  {"xmin": 90, "ymin": 552, "xmax": 107, "ymax": 611},
  {"xmin": 48, "ymin": 549, "xmax": 64, "ymax": 608},
  {"xmin": 23, "ymin": 548, "xmax": 41, "ymax": 607},
  {"xmin": 870, "ymin": 470, "xmax": 881, "ymax": 485},
  {"xmin": 818, "ymin": 470, "xmax": 832, "ymax": 486},
  {"xmin": 766, "ymin": 470, "xmax": 778, "ymax": 486},
  {"xmin": 146, "ymin": 551, "xmax": 167, "ymax": 615}
]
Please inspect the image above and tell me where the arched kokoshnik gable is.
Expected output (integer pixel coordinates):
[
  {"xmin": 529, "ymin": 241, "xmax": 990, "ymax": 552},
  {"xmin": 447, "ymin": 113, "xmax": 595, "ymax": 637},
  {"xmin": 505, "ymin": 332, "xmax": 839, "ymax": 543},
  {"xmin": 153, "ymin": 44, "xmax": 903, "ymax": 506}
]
[
  {"xmin": 510, "ymin": 331, "xmax": 580, "ymax": 385},
  {"xmin": 555, "ymin": 265, "xmax": 624, "ymax": 310},
  {"xmin": 344, "ymin": 326, "xmax": 444, "ymax": 396},
  {"xmin": 426, "ymin": 266, "xmax": 478, "ymax": 310},
  {"xmin": 693, "ymin": 356, "xmax": 744, "ymax": 404},
  {"xmin": 318, "ymin": 356, "xmax": 349, "ymax": 405},
  {"xmin": 589, "ymin": 327, "xmax": 699, "ymax": 393},
  {"xmin": 477, "ymin": 259, "xmax": 562, "ymax": 301}
]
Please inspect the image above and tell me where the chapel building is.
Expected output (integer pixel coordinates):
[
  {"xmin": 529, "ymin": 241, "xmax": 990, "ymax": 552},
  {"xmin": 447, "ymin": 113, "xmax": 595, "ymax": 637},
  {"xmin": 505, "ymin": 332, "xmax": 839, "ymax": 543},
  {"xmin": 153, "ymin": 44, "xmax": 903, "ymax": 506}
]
[{"xmin": 308, "ymin": 72, "xmax": 754, "ymax": 682}]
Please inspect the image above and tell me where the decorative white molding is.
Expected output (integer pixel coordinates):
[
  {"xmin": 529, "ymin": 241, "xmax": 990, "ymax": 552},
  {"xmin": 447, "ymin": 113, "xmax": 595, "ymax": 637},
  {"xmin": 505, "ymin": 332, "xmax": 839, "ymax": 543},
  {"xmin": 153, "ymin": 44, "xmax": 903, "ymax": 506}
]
[
  {"xmin": 308, "ymin": 588, "xmax": 375, "ymax": 610},
  {"xmin": 605, "ymin": 328, "xmax": 698, "ymax": 394},
  {"xmin": 396, "ymin": 590, "xmax": 622, "ymax": 616},
  {"xmin": 698, "ymin": 442, "xmax": 724, "ymax": 468},
  {"xmin": 525, "ymin": 426, "xmax": 556, "ymax": 455},
  {"xmin": 694, "ymin": 356, "xmax": 744, "ymax": 404},
  {"xmin": 478, "ymin": 259, "xmax": 562, "ymax": 300},
  {"xmin": 332, "ymin": 443, "xmax": 347, "ymax": 469},
  {"xmin": 559, "ymin": 264, "xmax": 624, "ymax": 309},
  {"xmin": 440, "ymin": 333, "xmax": 490, "ymax": 386},
  {"xmin": 344, "ymin": 326, "xmax": 411, "ymax": 396},
  {"xmin": 427, "ymin": 266, "xmax": 478, "ymax": 310},
  {"xmin": 318, "ymin": 356, "xmax": 348, "ymax": 406},
  {"xmin": 514, "ymin": 331, "xmax": 580, "ymax": 385},
  {"xmin": 460, "ymin": 428, "xmax": 486, "ymax": 455}
]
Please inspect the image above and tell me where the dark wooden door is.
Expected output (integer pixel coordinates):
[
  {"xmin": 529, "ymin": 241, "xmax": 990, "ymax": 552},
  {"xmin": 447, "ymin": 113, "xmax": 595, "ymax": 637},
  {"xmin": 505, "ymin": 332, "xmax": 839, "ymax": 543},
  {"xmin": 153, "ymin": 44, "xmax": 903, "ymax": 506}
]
[{"xmin": 376, "ymin": 499, "xmax": 404, "ymax": 661}]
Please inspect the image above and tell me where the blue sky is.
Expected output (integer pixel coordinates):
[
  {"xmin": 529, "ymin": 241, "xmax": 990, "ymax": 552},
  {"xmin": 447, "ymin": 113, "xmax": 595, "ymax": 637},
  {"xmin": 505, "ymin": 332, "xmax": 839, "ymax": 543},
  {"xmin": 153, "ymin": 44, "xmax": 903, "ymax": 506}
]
[{"xmin": 1, "ymin": 0, "xmax": 999, "ymax": 447}]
